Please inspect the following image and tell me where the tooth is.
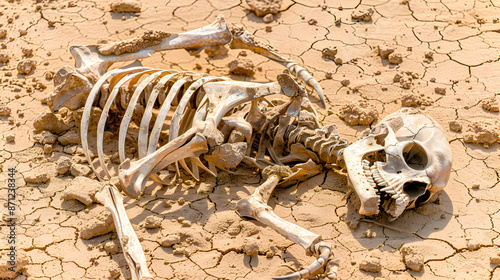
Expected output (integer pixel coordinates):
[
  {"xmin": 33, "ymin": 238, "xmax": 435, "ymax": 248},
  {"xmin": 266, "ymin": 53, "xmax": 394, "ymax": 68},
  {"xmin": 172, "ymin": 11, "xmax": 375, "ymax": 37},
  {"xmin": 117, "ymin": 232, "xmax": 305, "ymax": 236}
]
[
  {"xmin": 392, "ymin": 194, "xmax": 400, "ymax": 199},
  {"xmin": 381, "ymin": 186, "xmax": 395, "ymax": 194}
]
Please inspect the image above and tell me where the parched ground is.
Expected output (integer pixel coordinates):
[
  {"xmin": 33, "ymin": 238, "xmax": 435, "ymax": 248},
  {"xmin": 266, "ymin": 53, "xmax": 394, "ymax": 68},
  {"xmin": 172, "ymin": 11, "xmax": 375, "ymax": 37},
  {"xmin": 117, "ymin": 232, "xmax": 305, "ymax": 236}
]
[{"xmin": 0, "ymin": 0, "xmax": 500, "ymax": 279}]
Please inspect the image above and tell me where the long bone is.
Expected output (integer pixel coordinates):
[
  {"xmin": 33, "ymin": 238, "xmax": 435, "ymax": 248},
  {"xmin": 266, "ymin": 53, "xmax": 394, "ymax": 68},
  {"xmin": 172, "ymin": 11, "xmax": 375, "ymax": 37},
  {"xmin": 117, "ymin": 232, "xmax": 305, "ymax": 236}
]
[
  {"xmin": 236, "ymin": 166, "xmax": 338, "ymax": 280},
  {"xmin": 95, "ymin": 184, "xmax": 153, "ymax": 280}
]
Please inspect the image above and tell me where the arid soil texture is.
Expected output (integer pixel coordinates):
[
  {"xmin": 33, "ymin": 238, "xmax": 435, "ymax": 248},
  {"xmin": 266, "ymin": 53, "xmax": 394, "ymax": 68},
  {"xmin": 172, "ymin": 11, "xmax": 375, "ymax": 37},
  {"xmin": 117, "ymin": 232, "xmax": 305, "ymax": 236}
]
[{"xmin": 1, "ymin": 0, "xmax": 500, "ymax": 279}]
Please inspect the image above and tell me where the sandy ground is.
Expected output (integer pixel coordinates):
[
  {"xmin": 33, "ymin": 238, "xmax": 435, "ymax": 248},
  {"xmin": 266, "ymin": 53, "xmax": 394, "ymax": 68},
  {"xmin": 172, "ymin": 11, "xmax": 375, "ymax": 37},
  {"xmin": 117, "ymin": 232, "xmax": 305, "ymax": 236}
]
[{"xmin": 0, "ymin": 0, "xmax": 500, "ymax": 279}]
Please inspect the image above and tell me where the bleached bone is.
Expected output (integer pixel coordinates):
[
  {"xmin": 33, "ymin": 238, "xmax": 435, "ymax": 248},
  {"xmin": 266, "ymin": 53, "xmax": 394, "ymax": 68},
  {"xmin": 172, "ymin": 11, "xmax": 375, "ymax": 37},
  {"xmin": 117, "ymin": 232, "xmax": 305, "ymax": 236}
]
[
  {"xmin": 95, "ymin": 185, "xmax": 153, "ymax": 280},
  {"xmin": 72, "ymin": 15, "xmax": 231, "ymax": 79},
  {"xmin": 236, "ymin": 166, "xmax": 338, "ymax": 280}
]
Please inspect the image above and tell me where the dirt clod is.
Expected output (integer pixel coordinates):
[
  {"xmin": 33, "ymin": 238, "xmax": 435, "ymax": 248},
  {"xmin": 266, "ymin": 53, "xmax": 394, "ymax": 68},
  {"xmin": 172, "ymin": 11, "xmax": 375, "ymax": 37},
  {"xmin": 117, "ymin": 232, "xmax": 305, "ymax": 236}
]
[
  {"xmin": 482, "ymin": 97, "xmax": 499, "ymax": 112},
  {"xmin": 0, "ymin": 53, "xmax": 9, "ymax": 63},
  {"xmin": 263, "ymin": 13, "xmax": 274, "ymax": 23},
  {"xmin": 33, "ymin": 111, "xmax": 73, "ymax": 134},
  {"xmin": 435, "ymin": 87, "xmax": 446, "ymax": 95},
  {"xmin": 110, "ymin": 2, "xmax": 141, "ymax": 13},
  {"xmin": 339, "ymin": 100, "xmax": 378, "ymax": 126},
  {"xmin": 17, "ymin": 59, "xmax": 36, "ymax": 74},
  {"xmin": 0, "ymin": 105, "xmax": 11, "ymax": 116},
  {"xmin": 144, "ymin": 215, "xmax": 162, "ymax": 229},
  {"xmin": 5, "ymin": 134, "xmax": 15, "ymax": 142},
  {"xmin": 229, "ymin": 58, "xmax": 255, "ymax": 76},
  {"xmin": 359, "ymin": 257, "xmax": 381, "ymax": 272},
  {"xmin": 351, "ymin": 8, "xmax": 374, "ymax": 21},
  {"xmin": 388, "ymin": 52, "xmax": 403, "ymax": 64},
  {"xmin": 245, "ymin": 0, "xmax": 281, "ymax": 17},
  {"xmin": 161, "ymin": 235, "xmax": 181, "ymax": 247},
  {"xmin": 70, "ymin": 163, "xmax": 92, "ymax": 177},
  {"xmin": 401, "ymin": 245, "xmax": 424, "ymax": 271},
  {"xmin": 98, "ymin": 30, "xmax": 170, "ymax": 56},
  {"xmin": 0, "ymin": 29, "xmax": 6, "ymax": 39},
  {"xmin": 449, "ymin": 120, "xmax": 462, "ymax": 132},
  {"xmin": 463, "ymin": 120, "xmax": 500, "ymax": 148},
  {"xmin": 378, "ymin": 45, "xmax": 394, "ymax": 59},
  {"xmin": 62, "ymin": 176, "xmax": 104, "ymax": 206},
  {"xmin": 322, "ymin": 47, "xmax": 337, "ymax": 60}
]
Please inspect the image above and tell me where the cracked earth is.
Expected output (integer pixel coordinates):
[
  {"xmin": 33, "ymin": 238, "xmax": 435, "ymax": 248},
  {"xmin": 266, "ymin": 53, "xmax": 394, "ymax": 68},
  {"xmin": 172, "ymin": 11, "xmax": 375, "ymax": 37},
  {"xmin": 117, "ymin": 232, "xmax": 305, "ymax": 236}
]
[{"xmin": 1, "ymin": 0, "xmax": 500, "ymax": 279}]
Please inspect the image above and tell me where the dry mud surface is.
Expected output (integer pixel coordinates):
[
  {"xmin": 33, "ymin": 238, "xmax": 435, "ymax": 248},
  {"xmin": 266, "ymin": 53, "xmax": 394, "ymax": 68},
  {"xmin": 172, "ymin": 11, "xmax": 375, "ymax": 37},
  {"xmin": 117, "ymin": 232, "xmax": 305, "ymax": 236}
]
[{"xmin": 1, "ymin": 0, "xmax": 500, "ymax": 279}]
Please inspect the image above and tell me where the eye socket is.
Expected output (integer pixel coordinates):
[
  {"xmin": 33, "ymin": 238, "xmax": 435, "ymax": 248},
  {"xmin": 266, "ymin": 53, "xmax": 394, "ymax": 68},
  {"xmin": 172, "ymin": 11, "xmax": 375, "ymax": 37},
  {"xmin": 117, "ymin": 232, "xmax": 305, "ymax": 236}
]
[{"xmin": 402, "ymin": 142, "xmax": 428, "ymax": 170}]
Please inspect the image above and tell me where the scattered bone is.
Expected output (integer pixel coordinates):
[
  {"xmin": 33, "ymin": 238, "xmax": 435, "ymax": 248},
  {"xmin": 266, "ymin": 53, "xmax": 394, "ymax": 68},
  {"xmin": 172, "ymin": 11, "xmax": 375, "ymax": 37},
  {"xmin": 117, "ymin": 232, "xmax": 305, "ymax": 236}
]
[
  {"xmin": 110, "ymin": 2, "xmax": 141, "ymax": 13},
  {"xmin": 359, "ymin": 257, "xmax": 381, "ymax": 272},
  {"xmin": 449, "ymin": 120, "xmax": 462, "ymax": 132},
  {"xmin": 0, "ymin": 29, "xmax": 6, "ymax": 39},
  {"xmin": 80, "ymin": 207, "xmax": 116, "ymax": 239},
  {"xmin": 161, "ymin": 235, "xmax": 181, "ymax": 247},
  {"xmin": 400, "ymin": 245, "xmax": 424, "ymax": 271},
  {"xmin": 56, "ymin": 157, "xmax": 71, "ymax": 174},
  {"xmin": 322, "ymin": 47, "xmax": 337, "ymax": 60},
  {"xmin": 351, "ymin": 8, "xmax": 374, "ymax": 21},
  {"xmin": 33, "ymin": 111, "xmax": 74, "ymax": 134},
  {"xmin": 62, "ymin": 176, "xmax": 104, "ymax": 206},
  {"xmin": 482, "ymin": 97, "xmax": 499, "ymax": 112},
  {"xmin": 463, "ymin": 120, "xmax": 500, "ymax": 148},
  {"xmin": 378, "ymin": 45, "xmax": 394, "ymax": 59},
  {"xmin": 245, "ymin": 0, "xmax": 281, "ymax": 16},
  {"xmin": 263, "ymin": 13, "xmax": 274, "ymax": 23},
  {"xmin": 388, "ymin": 52, "xmax": 403, "ymax": 64},
  {"xmin": 0, "ymin": 249, "xmax": 29, "ymax": 279},
  {"xmin": 434, "ymin": 87, "xmax": 446, "ymax": 95},
  {"xmin": 70, "ymin": 163, "xmax": 92, "ymax": 177},
  {"xmin": 144, "ymin": 215, "xmax": 162, "ymax": 229},
  {"xmin": 0, "ymin": 53, "xmax": 9, "ymax": 63},
  {"xmin": 17, "ymin": 59, "xmax": 36, "ymax": 74},
  {"xmin": 97, "ymin": 30, "xmax": 170, "ymax": 56},
  {"xmin": 5, "ymin": 133, "xmax": 15, "ymax": 142},
  {"xmin": 229, "ymin": 58, "xmax": 255, "ymax": 76},
  {"xmin": 339, "ymin": 100, "xmax": 378, "ymax": 126}
]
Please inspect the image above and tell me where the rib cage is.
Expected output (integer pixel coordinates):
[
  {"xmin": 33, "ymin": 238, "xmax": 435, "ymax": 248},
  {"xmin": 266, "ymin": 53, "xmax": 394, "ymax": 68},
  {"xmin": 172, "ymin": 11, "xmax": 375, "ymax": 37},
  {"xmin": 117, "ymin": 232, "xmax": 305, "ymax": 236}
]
[{"xmin": 80, "ymin": 67, "xmax": 230, "ymax": 181}]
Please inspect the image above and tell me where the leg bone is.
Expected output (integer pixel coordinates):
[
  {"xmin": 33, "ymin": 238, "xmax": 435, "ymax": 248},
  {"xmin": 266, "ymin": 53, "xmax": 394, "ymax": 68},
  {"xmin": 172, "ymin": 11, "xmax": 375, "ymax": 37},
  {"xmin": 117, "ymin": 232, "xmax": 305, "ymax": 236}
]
[
  {"xmin": 95, "ymin": 185, "xmax": 153, "ymax": 280},
  {"xmin": 236, "ymin": 166, "xmax": 335, "ymax": 279}
]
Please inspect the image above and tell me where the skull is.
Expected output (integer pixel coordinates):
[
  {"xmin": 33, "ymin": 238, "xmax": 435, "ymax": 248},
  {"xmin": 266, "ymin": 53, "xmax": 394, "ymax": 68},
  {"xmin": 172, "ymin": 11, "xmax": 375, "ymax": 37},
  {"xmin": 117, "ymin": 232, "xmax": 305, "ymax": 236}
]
[{"xmin": 342, "ymin": 108, "xmax": 452, "ymax": 218}]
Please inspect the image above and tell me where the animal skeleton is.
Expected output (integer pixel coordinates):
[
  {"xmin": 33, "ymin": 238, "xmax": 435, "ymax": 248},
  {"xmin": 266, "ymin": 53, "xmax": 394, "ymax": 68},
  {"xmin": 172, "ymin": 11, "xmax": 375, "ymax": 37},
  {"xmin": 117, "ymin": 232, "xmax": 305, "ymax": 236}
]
[{"xmin": 47, "ymin": 15, "xmax": 453, "ymax": 280}]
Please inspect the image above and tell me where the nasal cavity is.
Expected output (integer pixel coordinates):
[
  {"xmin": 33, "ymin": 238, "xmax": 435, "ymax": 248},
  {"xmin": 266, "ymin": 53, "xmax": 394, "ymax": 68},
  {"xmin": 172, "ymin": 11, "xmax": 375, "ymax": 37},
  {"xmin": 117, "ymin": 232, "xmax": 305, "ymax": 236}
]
[{"xmin": 403, "ymin": 181, "xmax": 428, "ymax": 201}]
